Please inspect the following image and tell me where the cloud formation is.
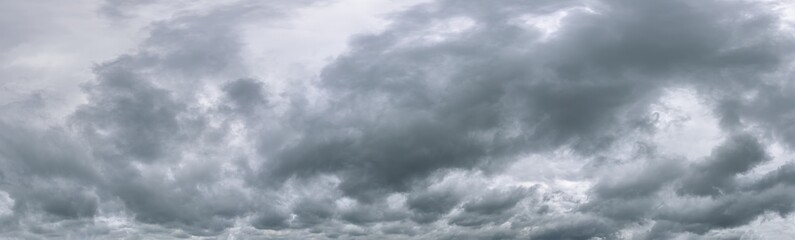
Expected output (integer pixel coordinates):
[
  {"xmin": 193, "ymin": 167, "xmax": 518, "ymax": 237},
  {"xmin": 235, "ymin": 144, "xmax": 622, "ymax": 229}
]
[{"xmin": 1, "ymin": 0, "xmax": 795, "ymax": 239}]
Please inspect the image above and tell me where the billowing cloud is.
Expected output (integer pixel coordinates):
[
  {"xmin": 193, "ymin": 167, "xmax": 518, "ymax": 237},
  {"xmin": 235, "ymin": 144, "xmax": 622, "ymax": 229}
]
[{"xmin": 1, "ymin": 0, "xmax": 795, "ymax": 239}]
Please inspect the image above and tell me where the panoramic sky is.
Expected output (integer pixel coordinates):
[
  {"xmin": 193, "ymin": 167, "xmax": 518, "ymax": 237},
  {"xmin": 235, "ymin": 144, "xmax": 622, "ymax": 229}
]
[{"xmin": 1, "ymin": 0, "xmax": 795, "ymax": 239}]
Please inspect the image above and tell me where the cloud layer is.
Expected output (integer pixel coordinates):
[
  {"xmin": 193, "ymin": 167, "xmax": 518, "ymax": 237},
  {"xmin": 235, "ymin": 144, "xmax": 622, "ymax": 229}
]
[{"xmin": 1, "ymin": 0, "xmax": 795, "ymax": 239}]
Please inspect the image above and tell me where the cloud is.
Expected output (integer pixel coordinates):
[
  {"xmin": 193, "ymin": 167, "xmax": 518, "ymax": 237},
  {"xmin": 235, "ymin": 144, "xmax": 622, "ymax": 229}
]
[
  {"xmin": 257, "ymin": 0, "xmax": 791, "ymax": 208},
  {"xmin": 72, "ymin": 58, "xmax": 192, "ymax": 162},
  {"xmin": 677, "ymin": 134, "xmax": 768, "ymax": 196},
  {"xmin": 528, "ymin": 214, "xmax": 619, "ymax": 240},
  {"xmin": 222, "ymin": 78, "xmax": 268, "ymax": 114},
  {"xmin": 448, "ymin": 187, "xmax": 530, "ymax": 227},
  {"xmin": 1, "ymin": 0, "xmax": 795, "ymax": 238}
]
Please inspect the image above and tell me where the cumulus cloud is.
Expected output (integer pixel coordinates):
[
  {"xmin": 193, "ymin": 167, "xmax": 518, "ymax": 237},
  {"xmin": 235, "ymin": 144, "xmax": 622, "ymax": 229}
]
[{"xmin": 1, "ymin": 0, "xmax": 795, "ymax": 239}]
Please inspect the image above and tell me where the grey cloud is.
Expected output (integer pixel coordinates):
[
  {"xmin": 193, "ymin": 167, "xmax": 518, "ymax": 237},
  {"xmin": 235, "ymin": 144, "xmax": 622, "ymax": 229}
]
[
  {"xmin": 378, "ymin": 222, "xmax": 419, "ymax": 237},
  {"xmin": 339, "ymin": 201, "xmax": 409, "ymax": 226},
  {"xmin": 655, "ymin": 185, "xmax": 795, "ymax": 235},
  {"xmin": 448, "ymin": 187, "xmax": 530, "ymax": 227},
  {"xmin": 263, "ymin": 0, "xmax": 640, "ymax": 202},
  {"xmin": 577, "ymin": 134, "xmax": 792, "ymax": 237},
  {"xmin": 462, "ymin": 187, "xmax": 529, "ymax": 215},
  {"xmin": 222, "ymin": 78, "xmax": 268, "ymax": 114},
  {"xmin": 436, "ymin": 227, "xmax": 519, "ymax": 240},
  {"xmin": 582, "ymin": 154, "xmax": 679, "ymax": 222},
  {"xmin": 677, "ymin": 134, "xmax": 768, "ymax": 196},
  {"xmin": 407, "ymin": 186, "xmax": 464, "ymax": 223},
  {"xmin": 263, "ymin": 0, "xmax": 792, "ymax": 237},
  {"xmin": 56, "ymin": 1, "xmax": 323, "ymax": 234},
  {"xmin": 0, "ymin": 122, "xmax": 102, "ymax": 222},
  {"xmin": 260, "ymin": 0, "xmax": 791, "ymax": 208},
  {"xmin": 252, "ymin": 206, "xmax": 291, "ymax": 230},
  {"xmin": 7, "ymin": 180, "xmax": 99, "ymax": 221},
  {"xmin": 747, "ymin": 162, "xmax": 795, "ymax": 191},
  {"xmin": 528, "ymin": 215, "xmax": 619, "ymax": 240},
  {"xmin": 109, "ymin": 176, "xmax": 250, "ymax": 236},
  {"xmin": 593, "ymin": 156, "xmax": 684, "ymax": 200},
  {"xmin": 291, "ymin": 197, "xmax": 336, "ymax": 227},
  {"xmin": 0, "ymin": 122, "xmax": 98, "ymax": 183},
  {"xmin": 29, "ymin": 185, "xmax": 98, "ymax": 219},
  {"xmin": 144, "ymin": 12, "xmax": 247, "ymax": 80},
  {"xmin": 3, "ymin": 0, "xmax": 795, "ymax": 238},
  {"xmin": 546, "ymin": 0, "xmax": 785, "ymax": 78},
  {"xmin": 99, "ymin": 0, "xmax": 157, "ymax": 19},
  {"xmin": 72, "ymin": 58, "xmax": 191, "ymax": 163},
  {"xmin": 716, "ymin": 85, "xmax": 795, "ymax": 148},
  {"xmin": 262, "ymin": 121, "xmax": 489, "ymax": 202},
  {"xmin": 35, "ymin": 0, "xmax": 314, "ymax": 237}
]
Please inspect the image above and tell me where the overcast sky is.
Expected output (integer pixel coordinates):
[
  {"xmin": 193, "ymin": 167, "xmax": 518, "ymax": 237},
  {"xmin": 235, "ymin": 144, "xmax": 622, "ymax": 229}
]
[{"xmin": 1, "ymin": 0, "xmax": 795, "ymax": 239}]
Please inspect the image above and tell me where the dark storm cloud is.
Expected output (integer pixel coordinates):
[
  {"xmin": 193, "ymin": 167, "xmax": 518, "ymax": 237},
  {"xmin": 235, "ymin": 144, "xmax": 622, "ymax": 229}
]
[
  {"xmin": 0, "ymin": 123, "xmax": 98, "ymax": 182},
  {"xmin": 2, "ymin": 0, "xmax": 795, "ymax": 238},
  {"xmin": 578, "ymin": 135, "xmax": 795, "ymax": 238},
  {"xmin": 109, "ymin": 176, "xmax": 252, "ymax": 236},
  {"xmin": 258, "ymin": 0, "xmax": 792, "ymax": 237},
  {"xmin": 339, "ymin": 201, "xmax": 409, "ymax": 225},
  {"xmin": 677, "ymin": 134, "xmax": 768, "ymax": 196},
  {"xmin": 715, "ymin": 84, "xmax": 795, "ymax": 148},
  {"xmin": 652, "ymin": 185, "xmax": 795, "ymax": 236},
  {"xmin": 580, "ymin": 155, "xmax": 684, "ymax": 223},
  {"xmin": 406, "ymin": 186, "xmax": 464, "ymax": 223},
  {"xmin": 72, "ymin": 57, "xmax": 191, "ymax": 162},
  {"xmin": 55, "ymin": 1, "xmax": 328, "ymax": 235},
  {"xmin": 260, "ymin": 0, "xmax": 650, "ymax": 202},
  {"xmin": 448, "ymin": 187, "xmax": 529, "ymax": 227},
  {"xmin": 260, "ymin": 0, "xmax": 789, "ymax": 211},
  {"xmin": 0, "ymin": 122, "xmax": 101, "ymax": 222},
  {"xmin": 593, "ymin": 157, "xmax": 683, "ymax": 200},
  {"xmin": 0, "ymin": 1, "xmax": 315, "ymax": 237},
  {"xmin": 436, "ymin": 228, "xmax": 519, "ymax": 240},
  {"xmin": 747, "ymin": 163, "xmax": 795, "ymax": 191},
  {"xmin": 252, "ymin": 206, "xmax": 291, "ymax": 230},
  {"xmin": 222, "ymin": 78, "xmax": 268, "ymax": 114},
  {"xmin": 291, "ymin": 196, "xmax": 336, "ymax": 227},
  {"xmin": 21, "ymin": 183, "xmax": 98, "ymax": 219},
  {"xmin": 528, "ymin": 214, "xmax": 619, "ymax": 240},
  {"xmin": 461, "ymin": 187, "xmax": 528, "ymax": 215}
]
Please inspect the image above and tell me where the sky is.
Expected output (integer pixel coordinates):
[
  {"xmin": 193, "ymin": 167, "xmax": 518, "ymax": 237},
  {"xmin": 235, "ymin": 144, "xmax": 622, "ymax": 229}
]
[{"xmin": 1, "ymin": 0, "xmax": 795, "ymax": 239}]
